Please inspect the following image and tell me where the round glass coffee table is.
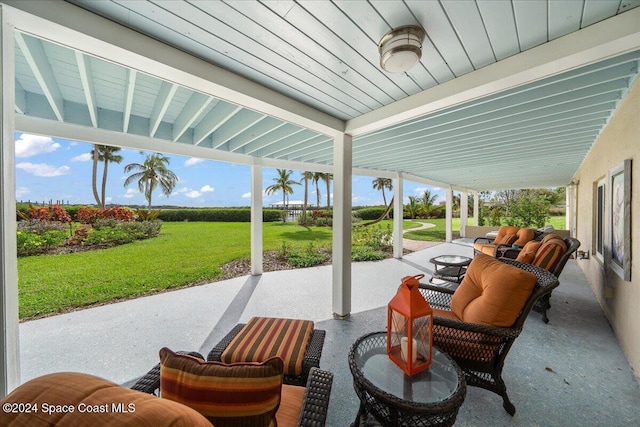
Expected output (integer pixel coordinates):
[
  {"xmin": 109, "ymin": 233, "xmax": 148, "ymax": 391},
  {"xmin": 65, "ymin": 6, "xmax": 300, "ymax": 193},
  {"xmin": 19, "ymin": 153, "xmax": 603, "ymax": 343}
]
[
  {"xmin": 348, "ymin": 331, "xmax": 466, "ymax": 427},
  {"xmin": 429, "ymin": 255, "xmax": 472, "ymax": 284}
]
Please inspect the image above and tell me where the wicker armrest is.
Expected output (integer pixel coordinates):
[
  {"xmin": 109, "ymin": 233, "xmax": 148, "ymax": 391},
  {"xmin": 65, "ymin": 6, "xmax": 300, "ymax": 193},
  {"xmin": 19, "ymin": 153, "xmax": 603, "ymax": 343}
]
[
  {"xmin": 419, "ymin": 282, "xmax": 454, "ymax": 311},
  {"xmin": 434, "ymin": 316, "xmax": 521, "ymax": 339},
  {"xmin": 498, "ymin": 247, "xmax": 521, "ymax": 259},
  {"xmin": 130, "ymin": 351, "xmax": 205, "ymax": 395},
  {"xmin": 298, "ymin": 367, "xmax": 333, "ymax": 427},
  {"xmin": 473, "ymin": 236, "xmax": 493, "ymax": 245},
  {"xmin": 207, "ymin": 324, "xmax": 245, "ymax": 362}
]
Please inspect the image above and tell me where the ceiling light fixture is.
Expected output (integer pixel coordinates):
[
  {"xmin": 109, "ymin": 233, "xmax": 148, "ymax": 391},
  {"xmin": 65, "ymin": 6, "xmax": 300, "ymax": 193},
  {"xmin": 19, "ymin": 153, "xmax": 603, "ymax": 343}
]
[{"xmin": 378, "ymin": 25, "xmax": 425, "ymax": 73}]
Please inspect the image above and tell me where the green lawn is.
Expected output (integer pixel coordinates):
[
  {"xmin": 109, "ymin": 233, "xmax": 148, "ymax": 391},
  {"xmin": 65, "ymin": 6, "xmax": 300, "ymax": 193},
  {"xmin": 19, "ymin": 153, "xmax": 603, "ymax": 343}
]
[
  {"xmin": 18, "ymin": 216, "xmax": 566, "ymax": 320},
  {"xmin": 18, "ymin": 222, "xmax": 332, "ymax": 319}
]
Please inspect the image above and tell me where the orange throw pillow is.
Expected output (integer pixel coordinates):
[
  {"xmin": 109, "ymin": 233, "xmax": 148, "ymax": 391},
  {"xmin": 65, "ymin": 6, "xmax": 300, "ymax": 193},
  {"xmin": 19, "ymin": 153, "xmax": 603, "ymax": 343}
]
[
  {"xmin": 516, "ymin": 241, "xmax": 542, "ymax": 264},
  {"xmin": 497, "ymin": 233, "xmax": 518, "ymax": 246},
  {"xmin": 533, "ymin": 239, "xmax": 567, "ymax": 272},
  {"xmin": 160, "ymin": 348, "xmax": 284, "ymax": 427},
  {"xmin": 451, "ymin": 253, "xmax": 537, "ymax": 327}
]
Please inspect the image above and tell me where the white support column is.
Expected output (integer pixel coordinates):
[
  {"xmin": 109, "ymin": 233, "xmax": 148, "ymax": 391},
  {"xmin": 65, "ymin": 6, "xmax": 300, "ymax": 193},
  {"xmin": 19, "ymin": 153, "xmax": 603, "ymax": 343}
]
[
  {"xmin": 445, "ymin": 188, "xmax": 453, "ymax": 243},
  {"xmin": 473, "ymin": 193, "xmax": 480, "ymax": 226},
  {"xmin": 332, "ymin": 133, "xmax": 352, "ymax": 318},
  {"xmin": 460, "ymin": 191, "xmax": 468, "ymax": 238},
  {"xmin": 0, "ymin": 9, "xmax": 20, "ymax": 397},
  {"xmin": 250, "ymin": 162, "xmax": 263, "ymax": 275},
  {"xmin": 393, "ymin": 173, "xmax": 403, "ymax": 259}
]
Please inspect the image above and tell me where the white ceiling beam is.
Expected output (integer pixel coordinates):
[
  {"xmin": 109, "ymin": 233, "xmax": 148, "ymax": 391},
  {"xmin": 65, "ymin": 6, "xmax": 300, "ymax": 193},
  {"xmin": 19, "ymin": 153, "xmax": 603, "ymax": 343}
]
[
  {"xmin": 74, "ymin": 51, "xmax": 97, "ymax": 127},
  {"xmin": 2, "ymin": 0, "xmax": 344, "ymax": 137},
  {"xmin": 15, "ymin": 81, "xmax": 25, "ymax": 114},
  {"xmin": 172, "ymin": 92, "xmax": 212, "ymax": 141},
  {"xmin": 14, "ymin": 31, "xmax": 64, "ymax": 121},
  {"xmin": 227, "ymin": 118, "xmax": 285, "ymax": 152},
  {"xmin": 149, "ymin": 81, "xmax": 177, "ymax": 138},
  {"xmin": 244, "ymin": 125, "xmax": 305, "ymax": 155},
  {"xmin": 123, "ymin": 69, "xmax": 136, "ymax": 133},
  {"xmin": 194, "ymin": 102, "xmax": 242, "ymax": 146},
  {"xmin": 210, "ymin": 110, "xmax": 264, "ymax": 150},
  {"xmin": 14, "ymin": 114, "xmax": 336, "ymax": 174},
  {"xmin": 345, "ymin": 7, "xmax": 640, "ymax": 136}
]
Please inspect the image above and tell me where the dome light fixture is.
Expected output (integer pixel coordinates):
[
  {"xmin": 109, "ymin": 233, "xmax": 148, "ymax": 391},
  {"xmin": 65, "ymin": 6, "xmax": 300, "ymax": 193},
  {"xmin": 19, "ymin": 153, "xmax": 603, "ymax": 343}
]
[{"xmin": 378, "ymin": 25, "xmax": 426, "ymax": 73}]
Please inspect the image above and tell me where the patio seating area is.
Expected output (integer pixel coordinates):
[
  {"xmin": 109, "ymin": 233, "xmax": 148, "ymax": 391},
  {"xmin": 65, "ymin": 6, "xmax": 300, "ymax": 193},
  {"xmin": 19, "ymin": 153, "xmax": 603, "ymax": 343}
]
[{"xmin": 18, "ymin": 243, "xmax": 640, "ymax": 426}]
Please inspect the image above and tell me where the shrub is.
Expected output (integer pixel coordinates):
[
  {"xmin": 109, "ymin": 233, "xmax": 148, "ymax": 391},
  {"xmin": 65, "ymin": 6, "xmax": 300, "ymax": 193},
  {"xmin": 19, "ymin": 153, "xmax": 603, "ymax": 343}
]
[
  {"xmin": 17, "ymin": 219, "xmax": 68, "ymax": 234},
  {"xmin": 351, "ymin": 246, "xmax": 386, "ymax": 262},
  {"xmin": 76, "ymin": 206, "xmax": 135, "ymax": 224},
  {"xmin": 157, "ymin": 208, "xmax": 283, "ymax": 222},
  {"xmin": 287, "ymin": 243, "xmax": 330, "ymax": 268},
  {"xmin": 17, "ymin": 229, "xmax": 67, "ymax": 256},
  {"xmin": 354, "ymin": 207, "xmax": 388, "ymax": 221},
  {"xmin": 84, "ymin": 227, "xmax": 134, "ymax": 246},
  {"xmin": 352, "ymin": 224, "xmax": 392, "ymax": 251},
  {"xmin": 120, "ymin": 220, "xmax": 162, "ymax": 239}
]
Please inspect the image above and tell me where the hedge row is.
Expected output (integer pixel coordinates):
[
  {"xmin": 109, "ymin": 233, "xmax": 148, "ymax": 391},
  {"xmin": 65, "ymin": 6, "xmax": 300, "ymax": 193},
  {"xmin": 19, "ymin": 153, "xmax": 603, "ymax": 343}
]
[{"xmin": 157, "ymin": 208, "xmax": 284, "ymax": 222}]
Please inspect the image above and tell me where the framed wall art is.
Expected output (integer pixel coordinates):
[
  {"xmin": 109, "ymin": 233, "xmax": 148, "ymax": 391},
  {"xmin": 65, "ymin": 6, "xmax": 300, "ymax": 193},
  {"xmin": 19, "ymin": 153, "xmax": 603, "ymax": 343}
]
[{"xmin": 609, "ymin": 159, "xmax": 632, "ymax": 281}]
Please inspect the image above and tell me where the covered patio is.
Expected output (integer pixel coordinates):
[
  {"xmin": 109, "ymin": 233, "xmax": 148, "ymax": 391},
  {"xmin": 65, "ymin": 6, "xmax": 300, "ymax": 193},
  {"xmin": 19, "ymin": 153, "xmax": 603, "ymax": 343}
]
[
  {"xmin": 1, "ymin": 1, "xmax": 640, "ymax": 420},
  {"xmin": 18, "ymin": 242, "xmax": 640, "ymax": 425}
]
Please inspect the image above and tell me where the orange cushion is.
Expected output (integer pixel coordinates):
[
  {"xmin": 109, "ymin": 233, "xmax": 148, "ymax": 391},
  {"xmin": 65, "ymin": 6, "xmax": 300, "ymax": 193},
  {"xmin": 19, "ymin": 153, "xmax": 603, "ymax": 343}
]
[
  {"xmin": 450, "ymin": 253, "xmax": 537, "ymax": 327},
  {"xmin": 476, "ymin": 243, "xmax": 499, "ymax": 256},
  {"xmin": 0, "ymin": 372, "xmax": 211, "ymax": 427},
  {"xmin": 532, "ymin": 239, "xmax": 567, "ymax": 272},
  {"xmin": 497, "ymin": 233, "xmax": 518, "ymax": 245},
  {"xmin": 432, "ymin": 308, "xmax": 461, "ymax": 321},
  {"xmin": 516, "ymin": 241, "xmax": 542, "ymax": 264},
  {"xmin": 514, "ymin": 228, "xmax": 535, "ymax": 246},
  {"xmin": 492, "ymin": 226, "xmax": 520, "ymax": 243},
  {"xmin": 276, "ymin": 385, "xmax": 305, "ymax": 427},
  {"xmin": 222, "ymin": 317, "xmax": 314, "ymax": 376},
  {"xmin": 160, "ymin": 347, "xmax": 284, "ymax": 427}
]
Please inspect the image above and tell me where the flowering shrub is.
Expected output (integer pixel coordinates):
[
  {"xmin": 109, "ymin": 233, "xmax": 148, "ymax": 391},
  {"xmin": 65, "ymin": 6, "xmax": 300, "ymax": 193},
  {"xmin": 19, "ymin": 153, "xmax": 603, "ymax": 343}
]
[
  {"xmin": 16, "ymin": 229, "xmax": 67, "ymax": 256},
  {"xmin": 24, "ymin": 204, "xmax": 71, "ymax": 223},
  {"xmin": 84, "ymin": 227, "xmax": 135, "ymax": 246},
  {"xmin": 76, "ymin": 206, "xmax": 135, "ymax": 224},
  {"xmin": 17, "ymin": 219, "xmax": 67, "ymax": 234}
]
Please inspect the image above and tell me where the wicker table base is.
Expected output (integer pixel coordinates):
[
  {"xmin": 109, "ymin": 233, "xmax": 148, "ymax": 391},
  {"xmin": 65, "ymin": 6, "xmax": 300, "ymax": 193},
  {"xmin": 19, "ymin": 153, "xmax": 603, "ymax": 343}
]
[{"xmin": 349, "ymin": 332, "xmax": 466, "ymax": 427}]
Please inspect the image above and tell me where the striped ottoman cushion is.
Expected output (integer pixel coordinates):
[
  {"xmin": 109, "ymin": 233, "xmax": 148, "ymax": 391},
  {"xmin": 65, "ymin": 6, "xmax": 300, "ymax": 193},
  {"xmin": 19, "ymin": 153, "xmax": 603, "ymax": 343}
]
[{"xmin": 221, "ymin": 317, "xmax": 314, "ymax": 376}]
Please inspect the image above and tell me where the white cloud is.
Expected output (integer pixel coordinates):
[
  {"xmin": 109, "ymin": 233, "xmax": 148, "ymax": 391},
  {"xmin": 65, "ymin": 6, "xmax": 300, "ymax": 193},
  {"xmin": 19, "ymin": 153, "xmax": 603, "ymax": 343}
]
[
  {"xmin": 71, "ymin": 152, "xmax": 92, "ymax": 162},
  {"xmin": 185, "ymin": 190, "xmax": 202, "ymax": 198},
  {"xmin": 242, "ymin": 192, "xmax": 251, "ymax": 199},
  {"xmin": 16, "ymin": 187, "xmax": 30, "ymax": 198},
  {"xmin": 15, "ymin": 134, "xmax": 61, "ymax": 158},
  {"xmin": 184, "ymin": 157, "xmax": 205, "ymax": 167},
  {"xmin": 123, "ymin": 189, "xmax": 138, "ymax": 199},
  {"xmin": 200, "ymin": 185, "xmax": 214, "ymax": 193},
  {"xmin": 16, "ymin": 162, "xmax": 70, "ymax": 177}
]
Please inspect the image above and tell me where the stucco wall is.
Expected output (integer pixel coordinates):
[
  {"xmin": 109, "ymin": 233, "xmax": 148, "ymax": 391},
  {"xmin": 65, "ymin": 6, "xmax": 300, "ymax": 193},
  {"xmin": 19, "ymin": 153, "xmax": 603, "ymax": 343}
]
[{"xmin": 573, "ymin": 77, "xmax": 640, "ymax": 378}]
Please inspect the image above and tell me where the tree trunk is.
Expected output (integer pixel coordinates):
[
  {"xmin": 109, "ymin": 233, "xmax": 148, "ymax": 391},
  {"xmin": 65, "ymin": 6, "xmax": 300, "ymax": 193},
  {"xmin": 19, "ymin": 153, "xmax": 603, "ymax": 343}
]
[
  {"xmin": 91, "ymin": 147, "xmax": 101, "ymax": 207},
  {"xmin": 326, "ymin": 179, "xmax": 330, "ymax": 207},
  {"xmin": 302, "ymin": 178, "xmax": 308, "ymax": 223},
  {"xmin": 100, "ymin": 160, "xmax": 109, "ymax": 209}
]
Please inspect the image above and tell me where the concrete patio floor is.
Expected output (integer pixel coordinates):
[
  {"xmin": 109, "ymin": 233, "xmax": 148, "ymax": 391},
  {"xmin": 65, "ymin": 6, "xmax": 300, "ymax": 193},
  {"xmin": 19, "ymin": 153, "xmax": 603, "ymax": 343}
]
[{"xmin": 19, "ymin": 242, "xmax": 640, "ymax": 426}]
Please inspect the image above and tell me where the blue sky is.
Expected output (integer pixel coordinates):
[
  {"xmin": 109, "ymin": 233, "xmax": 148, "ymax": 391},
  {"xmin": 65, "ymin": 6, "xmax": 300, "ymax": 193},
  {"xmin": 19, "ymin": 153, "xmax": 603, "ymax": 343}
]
[{"xmin": 14, "ymin": 132, "xmax": 444, "ymax": 208}]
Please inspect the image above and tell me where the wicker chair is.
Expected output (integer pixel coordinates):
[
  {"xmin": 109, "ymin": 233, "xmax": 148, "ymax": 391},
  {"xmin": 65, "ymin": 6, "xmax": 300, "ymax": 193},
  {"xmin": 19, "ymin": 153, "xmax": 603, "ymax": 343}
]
[
  {"xmin": 500, "ymin": 236, "xmax": 580, "ymax": 323},
  {"xmin": 131, "ymin": 351, "xmax": 333, "ymax": 427},
  {"xmin": 419, "ymin": 259, "xmax": 559, "ymax": 416},
  {"xmin": 473, "ymin": 226, "xmax": 535, "ymax": 257}
]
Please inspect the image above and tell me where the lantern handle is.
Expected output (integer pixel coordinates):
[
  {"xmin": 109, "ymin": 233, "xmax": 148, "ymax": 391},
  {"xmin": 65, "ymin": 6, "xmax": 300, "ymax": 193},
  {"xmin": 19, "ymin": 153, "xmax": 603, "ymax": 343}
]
[{"xmin": 401, "ymin": 274, "xmax": 425, "ymax": 290}]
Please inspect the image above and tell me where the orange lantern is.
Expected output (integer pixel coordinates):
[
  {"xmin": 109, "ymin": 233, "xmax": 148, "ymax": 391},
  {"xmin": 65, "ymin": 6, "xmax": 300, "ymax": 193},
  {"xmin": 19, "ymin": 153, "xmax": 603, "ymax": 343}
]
[{"xmin": 387, "ymin": 274, "xmax": 433, "ymax": 375}]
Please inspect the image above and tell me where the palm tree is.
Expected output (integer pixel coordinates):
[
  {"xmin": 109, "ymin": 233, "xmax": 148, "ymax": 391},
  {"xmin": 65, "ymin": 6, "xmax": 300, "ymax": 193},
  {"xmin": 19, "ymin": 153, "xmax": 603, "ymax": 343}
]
[
  {"xmin": 313, "ymin": 172, "xmax": 323, "ymax": 208},
  {"xmin": 91, "ymin": 144, "xmax": 123, "ymax": 209},
  {"xmin": 421, "ymin": 189, "xmax": 439, "ymax": 218},
  {"xmin": 406, "ymin": 196, "xmax": 420, "ymax": 219},
  {"xmin": 123, "ymin": 153, "xmax": 178, "ymax": 211},
  {"xmin": 300, "ymin": 171, "xmax": 314, "ymax": 223},
  {"xmin": 265, "ymin": 169, "xmax": 300, "ymax": 222},
  {"xmin": 320, "ymin": 173, "xmax": 333, "ymax": 207},
  {"xmin": 372, "ymin": 177, "xmax": 393, "ymax": 218}
]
